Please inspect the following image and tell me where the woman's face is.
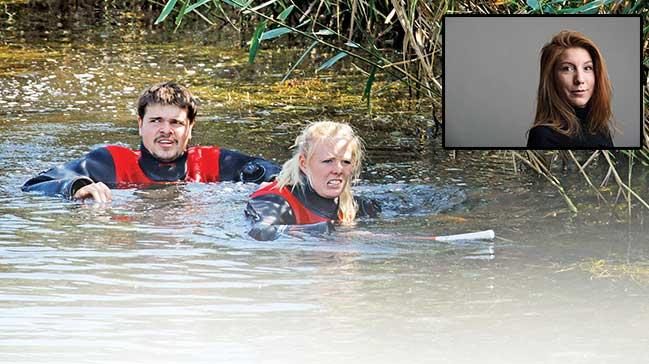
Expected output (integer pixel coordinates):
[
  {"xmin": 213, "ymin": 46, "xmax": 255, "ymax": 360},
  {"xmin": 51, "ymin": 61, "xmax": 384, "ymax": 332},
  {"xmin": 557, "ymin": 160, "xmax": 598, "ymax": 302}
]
[
  {"xmin": 299, "ymin": 137, "xmax": 354, "ymax": 199},
  {"xmin": 555, "ymin": 47, "xmax": 595, "ymax": 108}
]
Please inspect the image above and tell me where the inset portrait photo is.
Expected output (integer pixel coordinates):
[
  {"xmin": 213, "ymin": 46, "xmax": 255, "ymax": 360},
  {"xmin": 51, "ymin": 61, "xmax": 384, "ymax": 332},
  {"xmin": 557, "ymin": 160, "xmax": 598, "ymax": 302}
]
[{"xmin": 443, "ymin": 15, "xmax": 642, "ymax": 149}]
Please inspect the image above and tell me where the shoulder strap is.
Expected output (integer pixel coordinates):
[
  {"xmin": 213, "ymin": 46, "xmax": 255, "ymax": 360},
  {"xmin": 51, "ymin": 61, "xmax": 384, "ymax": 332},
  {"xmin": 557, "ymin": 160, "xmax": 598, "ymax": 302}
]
[
  {"xmin": 186, "ymin": 146, "xmax": 221, "ymax": 182},
  {"xmin": 251, "ymin": 181, "xmax": 330, "ymax": 225},
  {"xmin": 105, "ymin": 145, "xmax": 153, "ymax": 187}
]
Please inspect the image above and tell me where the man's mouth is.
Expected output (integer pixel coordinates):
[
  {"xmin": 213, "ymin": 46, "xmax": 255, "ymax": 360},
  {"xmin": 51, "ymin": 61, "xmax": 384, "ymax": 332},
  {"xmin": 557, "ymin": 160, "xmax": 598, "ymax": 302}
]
[{"xmin": 155, "ymin": 138, "xmax": 177, "ymax": 146}]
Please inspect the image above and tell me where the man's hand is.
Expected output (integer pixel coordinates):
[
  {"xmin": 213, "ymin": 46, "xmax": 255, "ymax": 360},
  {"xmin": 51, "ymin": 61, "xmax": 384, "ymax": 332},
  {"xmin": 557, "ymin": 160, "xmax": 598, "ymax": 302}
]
[{"xmin": 73, "ymin": 182, "xmax": 112, "ymax": 203}]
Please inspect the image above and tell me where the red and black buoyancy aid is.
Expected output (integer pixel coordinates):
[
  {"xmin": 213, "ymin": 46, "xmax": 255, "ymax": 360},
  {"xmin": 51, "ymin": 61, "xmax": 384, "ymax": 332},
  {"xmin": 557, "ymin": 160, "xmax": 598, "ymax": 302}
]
[
  {"xmin": 250, "ymin": 181, "xmax": 338, "ymax": 225},
  {"xmin": 105, "ymin": 145, "xmax": 221, "ymax": 187}
]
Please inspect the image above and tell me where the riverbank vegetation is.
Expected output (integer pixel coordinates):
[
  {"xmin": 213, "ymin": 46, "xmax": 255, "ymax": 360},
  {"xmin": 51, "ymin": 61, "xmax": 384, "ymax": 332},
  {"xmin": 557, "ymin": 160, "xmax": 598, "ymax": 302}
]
[{"xmin": 2, "ymin": 0, "xmax": 648, "ymax": 221}]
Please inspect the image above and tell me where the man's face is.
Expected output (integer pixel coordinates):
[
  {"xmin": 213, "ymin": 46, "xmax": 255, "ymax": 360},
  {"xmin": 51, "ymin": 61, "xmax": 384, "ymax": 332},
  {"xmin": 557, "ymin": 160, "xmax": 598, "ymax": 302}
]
[
  {"xmin": 555, "ymin": 47, "xmax": 596, "ymax": 108},
  {"xmin": 138, "ymin": 104, "xmax": 193, "ymax": 162}
]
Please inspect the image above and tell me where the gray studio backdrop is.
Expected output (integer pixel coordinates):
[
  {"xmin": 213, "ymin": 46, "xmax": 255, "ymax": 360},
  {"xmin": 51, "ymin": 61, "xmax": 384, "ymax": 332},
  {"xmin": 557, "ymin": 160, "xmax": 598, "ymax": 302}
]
[{"xmin": 444, "ymin": 16, "xmax": 641, "ymax": 148}]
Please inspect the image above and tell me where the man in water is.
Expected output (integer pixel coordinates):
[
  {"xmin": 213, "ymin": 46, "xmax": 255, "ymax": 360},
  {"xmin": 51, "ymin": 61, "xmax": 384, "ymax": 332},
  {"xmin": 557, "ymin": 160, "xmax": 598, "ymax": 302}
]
[{"xmin": 22, "ymin": 81, "xmax": 280, "ymax": 201}]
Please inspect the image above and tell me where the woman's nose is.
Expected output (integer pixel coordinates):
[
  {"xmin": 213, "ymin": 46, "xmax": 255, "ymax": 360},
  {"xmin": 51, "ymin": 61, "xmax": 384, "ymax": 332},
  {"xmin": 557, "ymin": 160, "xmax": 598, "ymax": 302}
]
[{"xmin": 574, "ymin": 70, "xmax": 585, "ymax": 85}]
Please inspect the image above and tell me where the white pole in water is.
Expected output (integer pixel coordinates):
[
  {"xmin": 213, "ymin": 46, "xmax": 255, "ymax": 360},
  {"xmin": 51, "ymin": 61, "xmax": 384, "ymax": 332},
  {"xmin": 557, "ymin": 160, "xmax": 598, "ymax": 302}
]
[{"xmin": 431, "ymin": 230, "xmax": 495, "ymax": 242}]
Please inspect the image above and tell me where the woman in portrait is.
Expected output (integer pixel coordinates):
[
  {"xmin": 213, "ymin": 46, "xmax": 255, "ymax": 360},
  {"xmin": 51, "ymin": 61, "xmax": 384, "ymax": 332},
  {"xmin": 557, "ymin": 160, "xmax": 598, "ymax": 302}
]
[{"xmin": 527, "ymin": 30, "xmax": 614, "ymax": 148}]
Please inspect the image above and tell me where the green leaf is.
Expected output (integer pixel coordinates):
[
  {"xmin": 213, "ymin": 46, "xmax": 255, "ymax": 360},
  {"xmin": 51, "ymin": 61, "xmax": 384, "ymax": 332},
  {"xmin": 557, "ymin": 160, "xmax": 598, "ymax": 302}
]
[
  {"xmin": 409, "ymin": 0, "xmax": 418, "ymax": 26},
  {"xmin": 282, "ymin": 41, "xmax": 318, "ymax": 82},
  {"xmin": 317, "ymin": 52, "xmax": 348, "ymax": 72},
  {"xmin": 314, "ymin": 28, "xmax": 336, "ymax": 36},
  {"xmin": 558, "ymin": 0, "xmax": 613, "ymax": 14},
  {"xmin": 629, "ymin": 0, "xmax": 646, "ymax": 13},
  {"xmin": 244, "ymin": 0, "xmax": 279, "ymax": 14},
  {"xmin": 155, "ymin": 0, "xmax": 178, "ymax": 24},
  {"xmin": 345, "ymin": 41, "xmax": 360, "ymax": 48},
  {"xmin": 222, "ymin": 0, "xmax": 250, "ymax": 9},
  {"xmin": 296, "ymin": 19, "xmax": 311, "ymax": 29},
  {"xmin": 526, "ymin": 0, "xmax": 540, "ymax": 10},
  {"xmin": 278, "ymin": 5, "xmax": 295, "ymax": 21},
  {"xmin": 175, "ymin": 0, "xmax": 189, "ymax": 27},
  {"xmin": 362, "ymin": 65, "xmax": 377, "ymax": 109},
  {"xmin": 260, "ymin": 27, "xmax": 293, "ymax": 41},
  {"xmin": 184, "ymin": 0, "xmax": 211, "ymax": 14},
  {"xmin": 249, "ymin": 20, "xmax": 267, "ymax": 64}
]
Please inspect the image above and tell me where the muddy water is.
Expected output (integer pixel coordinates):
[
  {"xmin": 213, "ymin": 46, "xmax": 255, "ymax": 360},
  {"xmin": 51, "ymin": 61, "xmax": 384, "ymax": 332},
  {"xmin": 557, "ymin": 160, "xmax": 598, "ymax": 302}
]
[{"xmin": 1, "ymin": 25, "xmax": 649, "ymax": 364}]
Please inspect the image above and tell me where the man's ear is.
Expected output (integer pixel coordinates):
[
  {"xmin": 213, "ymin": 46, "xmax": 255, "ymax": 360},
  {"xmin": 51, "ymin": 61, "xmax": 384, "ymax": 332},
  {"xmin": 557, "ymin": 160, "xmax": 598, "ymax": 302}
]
[
  {"xmin": 137, "ymin": 117, "xmax": 143, "ymax": 136},
  {"xmin": 187, "ymin": 121, "xmax": 194, "ymax": 140}
]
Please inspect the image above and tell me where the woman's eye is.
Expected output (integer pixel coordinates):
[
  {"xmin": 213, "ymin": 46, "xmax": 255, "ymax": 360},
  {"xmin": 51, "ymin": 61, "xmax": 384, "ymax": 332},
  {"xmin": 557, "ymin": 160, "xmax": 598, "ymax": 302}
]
[
  {"xmin": 561, "ymin": 66, "xmax": 575, "ymax": 72},
  {"xmin": 322, "ymin": 159, "xmax": 333, "ymax": 164},
  {"xmin": 584, "ymin": 66, "xmax": 593, "ymax": 71},
  {"xmin": 342, "ymin": 160, "xmax": 352, "ymax": 165}
]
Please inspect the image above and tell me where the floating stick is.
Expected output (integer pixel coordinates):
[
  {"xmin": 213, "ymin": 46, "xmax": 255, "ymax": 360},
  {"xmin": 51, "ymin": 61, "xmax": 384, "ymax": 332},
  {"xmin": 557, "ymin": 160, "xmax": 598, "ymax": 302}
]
[{"xmin": 427, "ymin": 229, "xmax": 495, "ymax": 242}]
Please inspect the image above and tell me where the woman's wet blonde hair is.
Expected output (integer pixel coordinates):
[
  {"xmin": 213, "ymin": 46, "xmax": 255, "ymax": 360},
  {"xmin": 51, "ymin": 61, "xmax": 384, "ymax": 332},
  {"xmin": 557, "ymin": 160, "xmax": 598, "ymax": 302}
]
[
  {"xmin": 532, "ymin": 30, "xmax": 613, "ymax": 137},
  {"xmin": 276, "ymin": 121, "xmax": 364, "ymax": 224}
]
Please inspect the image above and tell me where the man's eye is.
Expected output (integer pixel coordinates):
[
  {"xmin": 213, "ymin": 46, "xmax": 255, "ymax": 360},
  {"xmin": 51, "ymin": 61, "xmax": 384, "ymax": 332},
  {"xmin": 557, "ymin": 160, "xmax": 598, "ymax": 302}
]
[{"xmin": 172, "ymin": 120, "xmax": 186, "ymax": 126}]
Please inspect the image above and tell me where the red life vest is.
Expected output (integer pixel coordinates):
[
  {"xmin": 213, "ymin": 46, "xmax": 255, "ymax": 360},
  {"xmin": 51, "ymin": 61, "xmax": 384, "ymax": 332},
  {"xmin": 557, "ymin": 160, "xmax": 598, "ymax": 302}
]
[
  {"xmin": 105, "ymin": 145, "xmax": 220, "ymax": 188},
  {"xmin": 250, "ymin": 181, "xmax": 338, "ymax": 225}
]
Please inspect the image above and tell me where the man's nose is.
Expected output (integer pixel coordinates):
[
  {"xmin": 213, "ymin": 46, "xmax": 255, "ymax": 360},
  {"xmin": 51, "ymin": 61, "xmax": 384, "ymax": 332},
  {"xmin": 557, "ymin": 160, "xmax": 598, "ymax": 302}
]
[{"xmin": 158, "ymin": 121, "xmax": 172, "ymax": 133}]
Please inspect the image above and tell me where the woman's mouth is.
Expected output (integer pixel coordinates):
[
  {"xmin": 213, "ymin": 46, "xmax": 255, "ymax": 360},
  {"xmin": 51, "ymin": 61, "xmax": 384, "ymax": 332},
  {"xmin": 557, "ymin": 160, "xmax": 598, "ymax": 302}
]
[
  {"xmin": 327, "ymin": 179, "xmax": 343, "ymax": 187},
  {"xmin": 570, "ymin": 89, "xmax": 588, "ymax": 96}
]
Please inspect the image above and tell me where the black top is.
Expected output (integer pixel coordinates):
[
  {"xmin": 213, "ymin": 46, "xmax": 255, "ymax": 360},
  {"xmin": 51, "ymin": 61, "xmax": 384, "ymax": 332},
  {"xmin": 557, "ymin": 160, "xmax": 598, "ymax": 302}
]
[
  {"xmin": 245, "ymin": 182, "xmax": 381, "ymax": 241},
  {"xmin": 22, "ymin": 144, "xmax": 280, "ymax": 199},
  {"xmin": 527, "ymin": 106, "xmax": 613, "ymax": 149}
]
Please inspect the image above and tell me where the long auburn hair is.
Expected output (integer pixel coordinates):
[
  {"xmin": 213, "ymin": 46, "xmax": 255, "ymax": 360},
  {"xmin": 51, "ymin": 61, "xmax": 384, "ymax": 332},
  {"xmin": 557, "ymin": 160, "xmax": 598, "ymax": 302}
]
[
  {"xmin": 532, "ymin": 30, "xmax": 613, "ymax": 137},
  {"xmin": 276, "ymin": 121, "xmax": 364, "ymax": 224}
]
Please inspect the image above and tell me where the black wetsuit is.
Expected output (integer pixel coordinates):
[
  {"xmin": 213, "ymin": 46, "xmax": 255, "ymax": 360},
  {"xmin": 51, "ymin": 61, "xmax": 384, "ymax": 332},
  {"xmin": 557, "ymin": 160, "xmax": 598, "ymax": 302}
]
[
  {"xmin": 22, "ymin": 144, "xmax": 281, "ymax": 199},
  {"xmin": 527, "ymin": 106, "xmax": 613, "ymax": 149},
  {"xmin": 245, "ymin": 180, "xmax": 381, "ymax": 241}
]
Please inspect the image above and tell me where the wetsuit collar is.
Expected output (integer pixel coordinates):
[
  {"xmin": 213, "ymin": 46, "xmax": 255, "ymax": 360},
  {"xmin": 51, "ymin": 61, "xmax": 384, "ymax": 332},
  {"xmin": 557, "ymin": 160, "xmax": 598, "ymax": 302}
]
[
  {"xmin": 138, "ymin": 143, "xmax": 188, "ymax": 182},
  {"xmin": 293, "ymin": 176, "xmax": 339, "ymax": 220}
]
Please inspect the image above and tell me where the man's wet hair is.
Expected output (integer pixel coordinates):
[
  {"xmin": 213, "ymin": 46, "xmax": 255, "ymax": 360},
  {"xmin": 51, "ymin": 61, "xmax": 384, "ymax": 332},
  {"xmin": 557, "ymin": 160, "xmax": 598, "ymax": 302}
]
[{"xmin": 137, "ymin": 81, "xmax": 198, "ymax": 123}]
